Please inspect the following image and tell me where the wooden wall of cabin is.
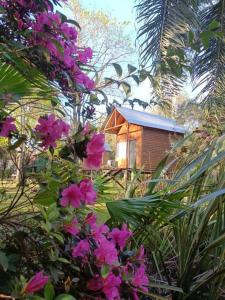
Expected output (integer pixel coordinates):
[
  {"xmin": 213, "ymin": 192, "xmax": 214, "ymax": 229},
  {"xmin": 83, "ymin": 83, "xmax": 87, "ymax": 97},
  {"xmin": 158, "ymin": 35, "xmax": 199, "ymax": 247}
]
[
  {"xmin": 116, "ymin": 123, "xmax": 142, "ymax": 169},
  {"xmin": 142, "ymin": 127, "xmax": 183, "ymax": 172}
]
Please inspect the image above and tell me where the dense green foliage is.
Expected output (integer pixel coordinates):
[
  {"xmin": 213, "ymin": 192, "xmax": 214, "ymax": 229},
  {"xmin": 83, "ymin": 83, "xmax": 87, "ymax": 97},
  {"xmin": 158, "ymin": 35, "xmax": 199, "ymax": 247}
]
[{"xmin": 107, "ymin": 130, "xmax": 225, "ymax": 299}]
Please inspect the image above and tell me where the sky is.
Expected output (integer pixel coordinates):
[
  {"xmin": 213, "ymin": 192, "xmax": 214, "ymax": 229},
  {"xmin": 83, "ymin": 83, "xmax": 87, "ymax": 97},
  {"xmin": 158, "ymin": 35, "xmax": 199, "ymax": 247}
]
[{"xmin": 78, "ymin": 0, "xmax": 135, "ymax": 23}]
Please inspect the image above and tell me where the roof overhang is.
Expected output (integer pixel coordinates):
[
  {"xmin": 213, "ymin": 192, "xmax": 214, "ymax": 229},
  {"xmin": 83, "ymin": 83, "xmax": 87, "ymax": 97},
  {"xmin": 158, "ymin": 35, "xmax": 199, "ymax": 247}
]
[{"xmin": 102, "ymin": 108, "xmax": 127, "ymax": 134}]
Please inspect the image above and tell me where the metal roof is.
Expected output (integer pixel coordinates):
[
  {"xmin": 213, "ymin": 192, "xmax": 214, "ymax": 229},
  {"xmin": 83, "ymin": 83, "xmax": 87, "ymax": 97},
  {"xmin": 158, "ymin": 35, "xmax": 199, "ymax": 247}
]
[{"xmin": 116, "ymin": 107, "xmax": 186, "ymax": 134}]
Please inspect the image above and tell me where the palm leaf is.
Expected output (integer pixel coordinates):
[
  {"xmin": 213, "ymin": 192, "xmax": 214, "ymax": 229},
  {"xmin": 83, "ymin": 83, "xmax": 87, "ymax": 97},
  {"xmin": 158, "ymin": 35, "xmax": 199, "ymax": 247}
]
[
  {"xmin": 193, "ymin": 0, "xmax": 225, "ymax": 108},
  {"xmin": 136, "ymin": 0, "xmax": 197, "ymax": 101}
]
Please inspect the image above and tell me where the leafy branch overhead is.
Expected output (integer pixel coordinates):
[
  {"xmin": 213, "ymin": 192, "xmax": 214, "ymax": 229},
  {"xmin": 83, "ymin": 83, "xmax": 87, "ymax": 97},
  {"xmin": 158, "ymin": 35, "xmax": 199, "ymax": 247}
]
[
  {"xmin": 136, "ymin": 0, "xmax": 225, "ymax": 108},
  {"xmin": 95, "ymin": 63, "xmax": 153, "ymax": 111}
]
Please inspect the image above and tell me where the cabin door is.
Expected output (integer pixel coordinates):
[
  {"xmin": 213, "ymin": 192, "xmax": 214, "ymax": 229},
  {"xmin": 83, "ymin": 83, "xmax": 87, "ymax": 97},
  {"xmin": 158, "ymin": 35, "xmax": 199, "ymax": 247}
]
[{"xmin": 128, "ymin": 140, "xmax": 136, "ymax": 168}]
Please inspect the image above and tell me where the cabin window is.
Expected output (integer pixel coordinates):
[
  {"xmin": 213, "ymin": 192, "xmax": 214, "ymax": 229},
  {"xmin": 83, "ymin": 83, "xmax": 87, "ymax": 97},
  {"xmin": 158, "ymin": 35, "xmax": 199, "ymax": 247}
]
[{"xmin": 116, "ymin": 142, "xmax": 127, "ymax": 159}]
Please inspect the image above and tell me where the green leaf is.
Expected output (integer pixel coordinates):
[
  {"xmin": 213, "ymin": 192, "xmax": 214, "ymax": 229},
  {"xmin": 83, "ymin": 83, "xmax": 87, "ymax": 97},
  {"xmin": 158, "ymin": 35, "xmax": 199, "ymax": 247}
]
[
  {"xmin": 0, "ymin": 6, "xmax": 6, "ymax": 13},
  {"xmin": 101, "ymin": 264, "xmax": 110, "ymax": 278},
  {"xmin": 128, "ymin": 64, "xmax": 137, "ymax": 74},
  {"xmin": 55, "ymin": 295, "xmax": 76, "ymax": 300},
  {"xmin": 188, "ymin": 31, "xmax": 194, "ymax": 44},
  {"xmin": 59, "ymin": 145, "xmax": 72, "ymax": 159},
  {"xmin": 27, "ymin": 296, "xmax": 44, "ymax": 300},
  {"xmin": 56, "ymin": 11, "xmax": 67, "ymax": 23},
  {"xmin": 51, "ymin": 232, "xmax": 64, "ymax": 244},
  {"xmin": 44, "ymin": 283, "xmax": 55, "ymax": 300},
  {"xmin": 0, "ymin": 251, "xmax": 8, "ymax": 272},
  {"xmin": 208, "ymin": 20, "xmax": 220, "ymax": 31},
  {"xmin": 66, "ymin": 19, "xmax": 81, "ymax": 30},
  {"xmin": 34, "ymin": 180, "xmax": 59, "ymax": 206},
  {"xmin": 112, "ymin": 63, "xmax": 123, "ymax": 77},
  {"xmin": 200, "ymin": 31, "xmax": 212, "ymax": 49},
  {"xmin": 147, "ymin": 155, "xmax": 169, "ymax": 194},
  {"xmin": 120, "ymin": 82, "xmax": 131, "ymax": 96},
  {"xmin": 57, "ymin": 257, "xmax": 70, "ymax": 264},
  {"xmin": 47, "ymin": 204, "xmax": 60, "ymax": 221},
  {"xmin": 131, "ymin": 75, "xmax": 140, "ymax": 85},
  {"xmin": 148, "ymin": 282, "xmax": 183, "ymax": 293}
]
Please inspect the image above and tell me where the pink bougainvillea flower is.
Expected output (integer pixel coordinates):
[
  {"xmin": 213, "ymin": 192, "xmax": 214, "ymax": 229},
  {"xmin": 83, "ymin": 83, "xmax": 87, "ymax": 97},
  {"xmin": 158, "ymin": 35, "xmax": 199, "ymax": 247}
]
[
  {"xmin": 60, "ymin": 23, "xmax": 78, "ymax": 40},
  {"xmin": 75, "ymin": 70, "xmax": 95, "ymax": 90},
  {"xmin": 72, "ymin": 239, "xmax": 90, "ymax": 258},
  {"xmin": 60, "ymin": 184, "xmax": 82, "ymax": 208},
  {"xmin": 24, "ymin": 271, "xmax": 49, "ymax": 294},
  {"xmin": 84, "ymin": 133, "xmax": 105, "ymax": 170},
  {"xmin": 84, "ymin": 154, "xmax": 102, "ymax": 170},
  {"xmin": 94, "ymin": 237, "xmax": 118, "ymax": 266},
  {"xmin": 64, "ymin": 217, "xmax": 79, "ymax": 236},
  {"xmin": 35, "ymin": 114, "xmax": 70, "ymax": 149},
  {"xmin": 0, "ymin": 117, "xmax": 17, "ymax": 137},
  {"xmin": 46, "ymin": 40, "xmax": 59, "ymax": 57},
  {"xmin": 35, "ymin": 115, "xmax": 70, "ymax": 149},
  {"xmin": 58, "ymin": 119, "xmax": 70, "ymax": 135},
  {"xmin": 33, "ymin": 12, "xmax": 61, "ymax": 32},
  {"xmin": 109, "ymin": 224, "xmax": 132, "ymax": 250},
  {"xmin": 87, "ymin": 273, "xmax": 121, "ymax": 300},
  {"xmin": 78, "ymin": 47, "xmax": 93, "ymax": 63},
  {"xmin": 79, "ymin": 179, "xmax": 97, "ymax": 205},
  {"xmin": 86, "ymin": 133, "xmax": 105, "ymax": 155},
  {"xmin": 91, "ymin": 223, "xmax": 109, "ymax": 242},
  {"xmin": 132, "ymin": 289, "xmax": 140, "ymax": 300},
  {"xmin": 132, "ymin": 265, "xmax": 149, "ymax": 292},
  {"xmin": 102, "ymin": 273, "xmax": 121, "ymax": 300}
]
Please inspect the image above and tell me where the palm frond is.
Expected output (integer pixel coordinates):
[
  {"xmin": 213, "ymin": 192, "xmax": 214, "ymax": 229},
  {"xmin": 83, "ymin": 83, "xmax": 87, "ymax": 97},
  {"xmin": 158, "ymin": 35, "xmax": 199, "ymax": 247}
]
[
  {"xmin": 193, "ymin": 0, "xmax": 225, "ymax": 108},
  {"xmin": 136, "ymin": 0, "xmax": 197, "ymax": 100},
  {"xmin": 0, "ymin": 41, "xmax": 59, "ymax": 104}
]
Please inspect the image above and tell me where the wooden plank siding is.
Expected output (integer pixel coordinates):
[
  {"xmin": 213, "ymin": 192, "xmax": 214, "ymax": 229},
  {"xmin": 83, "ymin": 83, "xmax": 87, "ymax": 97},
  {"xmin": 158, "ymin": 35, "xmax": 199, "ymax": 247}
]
[
  {"xmin": 142, "ymin": 127, "xmax": 170, "ymax": 171},
  {"xmin": 142, "ymin": 127, "xmax": 183, "ymax": 171}
]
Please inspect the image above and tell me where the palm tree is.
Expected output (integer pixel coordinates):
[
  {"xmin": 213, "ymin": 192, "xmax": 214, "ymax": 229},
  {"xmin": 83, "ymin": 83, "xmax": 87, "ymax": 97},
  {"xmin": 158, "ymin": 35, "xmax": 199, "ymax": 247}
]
[{"xmin": 136, "ymin": 0, "xmax": 225, "ymax": 110}]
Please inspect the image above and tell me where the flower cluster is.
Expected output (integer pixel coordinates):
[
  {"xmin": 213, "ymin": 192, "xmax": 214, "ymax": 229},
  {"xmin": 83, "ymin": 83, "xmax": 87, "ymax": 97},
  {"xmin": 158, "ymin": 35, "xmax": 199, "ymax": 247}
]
[
  {"xmin": 57, "ymin": 179, "xmax": 149, "ymax": 299},
  {"xmin": 22, "ymin": 182, "xmax": 149, "ymax": 299},
  {"xmin": 60, "ymin": 179, "xmax": 97, "ymax": 208},
  {"xmin": 35, "ymin": 114, "xmax": 70, "ymax": 149},
  {"xmin": 0, "ymin": 116, "xmax": 17, "ymax": 137},
  {"xmin": 0, "ymin": 0, "xmax": 95, "ymax": 92},
  {"xmin": 30, "ymin": 11, "xmax": 94, "ymax": 90},
  {"xmin": 65, "ymin": 210, "xmax": 148, "ymax": 300},
  {"xmin": 84, "ymin": 132, "xmax": 105, "ymax": 170}
]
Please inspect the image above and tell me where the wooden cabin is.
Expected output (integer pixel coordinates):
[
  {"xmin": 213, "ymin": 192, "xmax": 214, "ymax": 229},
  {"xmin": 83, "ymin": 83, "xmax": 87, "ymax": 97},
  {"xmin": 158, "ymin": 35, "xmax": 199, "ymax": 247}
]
[{"xmin": 102, "ymin": 107, "xmax": 185, "ymax": 172}]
